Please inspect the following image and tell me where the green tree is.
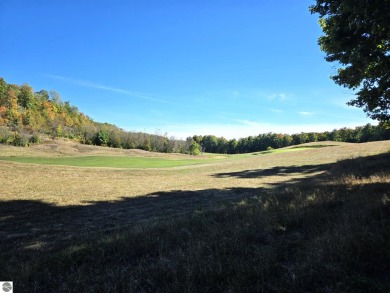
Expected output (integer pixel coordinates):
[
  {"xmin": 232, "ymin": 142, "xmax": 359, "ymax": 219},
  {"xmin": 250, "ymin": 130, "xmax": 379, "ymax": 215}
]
[
  {"xmin": 189, "ymin": 139, "xmax": 200, "ymax": 155},
  {"xmin": 200, "ymin": 135, "xmax": 218, "ymax": 153},
  {"xmin": 18, "ymin": 84, "xmax": 35, "ymax": 109},
  {"xmin": 108, "ymin": 130, "xmax": 122, "ymax": 148},
  {"xmin": 143, "ymin": 137, "xmax": 151, "ymax": 151},
  {"xmin": 310, "ymin": 1, "xmax": 390, "ymax": 125},
  {"xmin": 330, "ymin": 129, "xmax": 341, "ymax": 142},
  {"xmin": 94, "ymin": 129, "xmax": 109, "ymax": 146},
  {"xmin": 192, "ymin": 135, "xmax": 202, "ymax": 143},
  {"xmin": 0, "ymin": 78, "xmax": 8, "ymax": 106},
  {"xmin": 291, "ymin": 133, "xmax": 309, "ymax": 145},
  {"xmin": 281, "ymin": 134, "xmax": 292, "ymax": 147},
  {"xmin": 35, "ymin": 90, "xmax": 50, "ymax": 103},
  {"xmin": 308, "ymin": 132, "xmax": 318, "ymax": 142},
  {"xmin": 228, "ymin": 139, "xmax": 238, "ymax": 154},
  {"xmin": 217, "ymin": 137, "xmax": 228, "ymax": 154}
]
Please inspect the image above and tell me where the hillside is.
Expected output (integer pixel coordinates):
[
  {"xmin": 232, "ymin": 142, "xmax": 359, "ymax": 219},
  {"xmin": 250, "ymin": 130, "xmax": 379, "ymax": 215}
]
[
  {"xmin": 0, "ymin": 137, "xmax": 193, "ymax": 158},
  {"xmin": 0, "ymin": 77, "xmax": 188, "ymax": 153}
]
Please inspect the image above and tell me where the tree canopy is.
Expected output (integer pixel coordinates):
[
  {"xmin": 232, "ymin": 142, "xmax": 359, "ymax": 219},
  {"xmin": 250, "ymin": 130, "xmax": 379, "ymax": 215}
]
[{"xmin": 310, "ymin": 0, "xmax": 390, "ymax": 125}]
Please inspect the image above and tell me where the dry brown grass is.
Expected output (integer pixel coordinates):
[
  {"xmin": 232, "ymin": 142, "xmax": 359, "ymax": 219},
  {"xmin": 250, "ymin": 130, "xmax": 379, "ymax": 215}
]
[
  {"xmin": 0, "ymin": 141, "xmax": 388, "ymax": 237},
  {"xmin": 1, "ymin": 140, "xmax": 389, "ymax": 291},
  {"xmin": 1, "ymin": 140, "xmax": 389, "ymax": 207}
]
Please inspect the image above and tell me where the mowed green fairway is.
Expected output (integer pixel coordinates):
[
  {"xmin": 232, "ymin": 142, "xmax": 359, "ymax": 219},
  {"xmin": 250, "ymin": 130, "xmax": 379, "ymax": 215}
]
[
  {"xmin": 0, "ymin": 146, "xmax": 323, "ymax": 168},
  {"xmin": 0, "ymin": 155, "xmax": 222, "ymax": 168}
]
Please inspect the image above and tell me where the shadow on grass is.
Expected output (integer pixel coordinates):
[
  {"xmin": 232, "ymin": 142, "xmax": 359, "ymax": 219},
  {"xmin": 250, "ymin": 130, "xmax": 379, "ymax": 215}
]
[
  {"xmin": 0, "ymin": 187, "xmax": 260, "ymax": 253},
  {"xmin": 0, "ymin": 152, "xmax": 389, "ymax": 291},
  {"xmin": 213, "ymin": 164, "xmax": 327, "ymax": 179},
  {"xmin": 213, "ymin": 151, "xmax": 390, "ymax": 181},
  {"xmin": 290, "ymin": 144, "xmax": 338, "ymax": 149}
]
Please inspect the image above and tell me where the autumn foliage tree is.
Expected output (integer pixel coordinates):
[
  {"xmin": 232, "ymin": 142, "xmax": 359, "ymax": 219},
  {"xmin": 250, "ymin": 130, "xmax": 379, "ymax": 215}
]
[{"xmin": 6, "ymin": 87, "xmax": 20, "ymax": 125}]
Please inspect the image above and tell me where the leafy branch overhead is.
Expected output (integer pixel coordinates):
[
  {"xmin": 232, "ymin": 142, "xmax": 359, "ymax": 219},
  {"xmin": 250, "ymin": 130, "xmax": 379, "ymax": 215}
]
[{"xmin": 310, "ymin": 0, "xmax": 390, "ymax": 125}]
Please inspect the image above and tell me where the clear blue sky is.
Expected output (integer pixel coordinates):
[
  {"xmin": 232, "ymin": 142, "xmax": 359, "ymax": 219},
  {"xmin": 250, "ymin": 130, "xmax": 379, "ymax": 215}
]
[{"xmin": 1, "ymin": 0, "xmax": 374, "ymax": 139}]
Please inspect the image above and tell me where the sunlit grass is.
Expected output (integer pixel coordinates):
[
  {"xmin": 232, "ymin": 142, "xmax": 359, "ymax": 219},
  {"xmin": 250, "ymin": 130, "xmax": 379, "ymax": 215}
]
[
  {"xmin": 0, "ymin": 147, "xmax": 309, "ymax": 168},
  {"xmin": 0, "ymin": 155, "xmax": 222, "ymax": 168}
]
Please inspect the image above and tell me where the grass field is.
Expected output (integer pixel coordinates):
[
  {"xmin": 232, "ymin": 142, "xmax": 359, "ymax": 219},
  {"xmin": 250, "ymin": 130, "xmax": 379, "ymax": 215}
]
[
  {"xmin": 0, "ymin": 155, "xmax": 223, "ymax": 168},
  {"xmin": 0, "ymin": 139, "xmax": 389, "ymax": 292},
  {"xmin": 0, "ymin": 142, "xmax": 323, "ymax": 168}
]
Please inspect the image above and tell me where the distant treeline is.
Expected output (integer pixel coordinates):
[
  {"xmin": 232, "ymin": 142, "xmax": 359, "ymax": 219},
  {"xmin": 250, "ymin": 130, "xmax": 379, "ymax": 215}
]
[
  {"xmin": 1, "ymin": 77, "xmax": 389, "ymax": 155},
  {"xmin": 193, "ymin": 124, "xmax": 390, "ymax": 154},
  {"xmin": 0, "ymin": 77, "xmax": 189, "ymax": 152}
]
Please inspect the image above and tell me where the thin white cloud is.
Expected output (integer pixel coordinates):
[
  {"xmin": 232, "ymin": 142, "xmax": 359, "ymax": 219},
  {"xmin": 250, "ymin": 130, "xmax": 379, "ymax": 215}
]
[
  {"xmin": 45, "ymin": 74, "xmax": 172, "ymax": 104},
  {"xmin": 299, "ymin": 111, "xmax": 315, "ymax": 116},
  {"xmin": 235, "ymin": 119, "xmax": 256, "ymax": 126},
  {"xmin": 268, "ymin": 93, "xmax": 287, "ymax": 101}
]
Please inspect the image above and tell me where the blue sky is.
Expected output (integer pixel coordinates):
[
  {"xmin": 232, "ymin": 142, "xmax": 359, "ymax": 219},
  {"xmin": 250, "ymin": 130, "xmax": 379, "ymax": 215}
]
[{"xmin": 1, "ymin": 0, "xmax": 374, "ymax": 139}]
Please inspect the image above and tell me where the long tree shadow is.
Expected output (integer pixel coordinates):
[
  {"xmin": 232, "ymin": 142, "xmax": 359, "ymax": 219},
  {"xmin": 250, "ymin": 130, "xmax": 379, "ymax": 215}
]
[
  {"xmin": 0, "ymin": 187, "xmax": 257, "ymax": 252},
  {"xmin": 213, "ymin": 151, "xmax": 390, "ymax": 182},
  {"xmin": 213, "ymin": 164, "xmax": 328, "ymax": 179}
]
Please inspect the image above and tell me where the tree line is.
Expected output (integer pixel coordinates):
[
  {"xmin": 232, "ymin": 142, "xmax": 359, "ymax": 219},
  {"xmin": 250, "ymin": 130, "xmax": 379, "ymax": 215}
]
[{"xmin": 193, "ymin": 124, "xmax": 390, "ymax": 154}]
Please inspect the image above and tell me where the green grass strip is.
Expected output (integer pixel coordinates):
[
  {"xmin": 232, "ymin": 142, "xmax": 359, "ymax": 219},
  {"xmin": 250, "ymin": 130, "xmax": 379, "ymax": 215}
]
[
  {"xmin": 0, "ymin": 156, "xmax": 221, "ymax": 168},
  {"xmin": 0, "ymin": 146, "xmax": 320, "ymax": 168}
]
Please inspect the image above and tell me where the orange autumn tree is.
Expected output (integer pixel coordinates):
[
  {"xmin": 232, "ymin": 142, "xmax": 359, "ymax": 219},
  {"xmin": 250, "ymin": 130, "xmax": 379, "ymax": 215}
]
[{"xmin": 6, "ymin": 87, "xmax": 20, "ymax": 126}]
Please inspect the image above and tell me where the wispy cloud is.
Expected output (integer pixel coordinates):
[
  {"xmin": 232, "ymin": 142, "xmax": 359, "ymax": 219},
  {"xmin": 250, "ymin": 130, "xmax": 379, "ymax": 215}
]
[
  {"xmin": 45, "ymin": 74, "xmax": 172, "ymax": 104},
  {"xmin": 299, "ymin": 111, "xmax": 315, "ymax": 116},
  {"xmin": 268, "ymin": 93, "xmax": 287, "ymax": 101}
]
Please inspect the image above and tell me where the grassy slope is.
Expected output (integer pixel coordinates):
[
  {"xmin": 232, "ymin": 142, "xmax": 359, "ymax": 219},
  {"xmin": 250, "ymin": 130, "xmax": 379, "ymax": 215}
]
[{"xmin": 0, "ymin": 140, "xmax": 389, "ymax": 292}]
